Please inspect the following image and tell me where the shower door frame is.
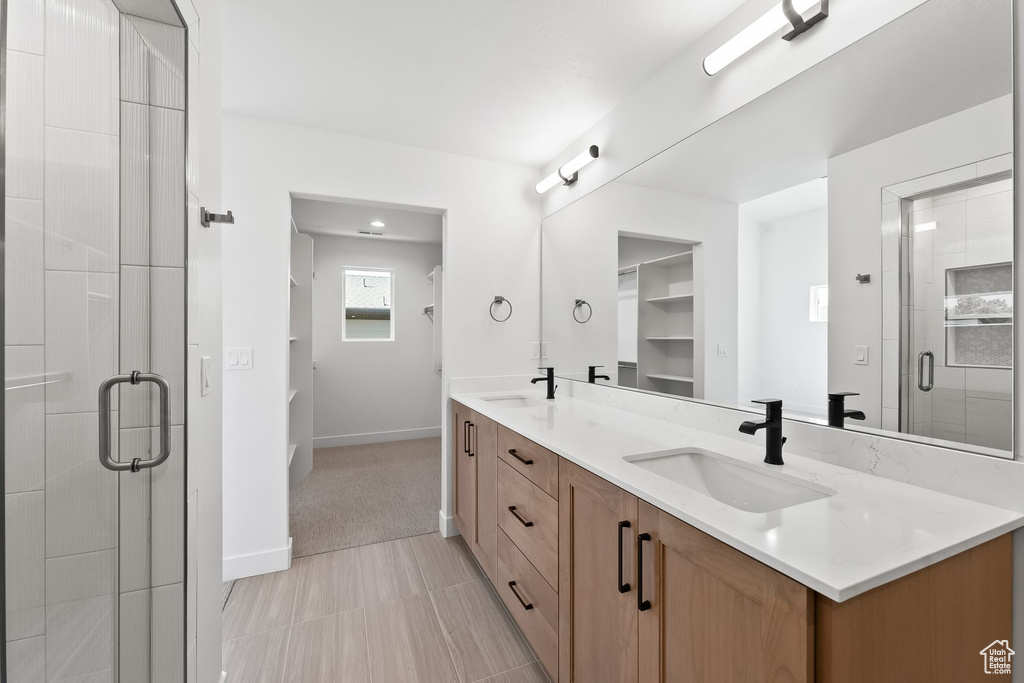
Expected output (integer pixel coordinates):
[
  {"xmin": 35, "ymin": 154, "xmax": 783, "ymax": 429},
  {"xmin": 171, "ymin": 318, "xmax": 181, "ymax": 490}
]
[{"xmin": 883, "ymin": 155, "xmax": 1015, "ymax": 458}]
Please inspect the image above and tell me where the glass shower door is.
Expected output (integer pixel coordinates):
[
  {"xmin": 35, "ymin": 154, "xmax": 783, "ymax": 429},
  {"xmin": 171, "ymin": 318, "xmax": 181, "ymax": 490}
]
[
  {"xmin": 4, "ymin": 0, "xmax": 188, "ymax": 680},
  {"xmin": 904, "ymin": 176, "xmax": 1014, "ymax": 452}
]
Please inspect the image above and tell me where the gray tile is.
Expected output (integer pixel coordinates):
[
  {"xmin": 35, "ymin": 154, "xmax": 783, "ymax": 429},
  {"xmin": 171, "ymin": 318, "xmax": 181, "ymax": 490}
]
[
  {"xmin": 130, "ymin": 16, "xmax": 186, "ymax": 110},
  {"xmin": 151, "ymin": 267, "xmax": 186, "ymax": 425},
  {"xmin": 5, "ymin": 346, "xmax": 45, "ymax": 493},
  {"xmin": 45, "ymin": 271, "xmax": 119, "ymax": 415},
  {"xmin": 121, "ymin": 103, "xmax": 151, "ymax": 266},
  {"xmin": 409, "ymin": 532, "xmax": 482, "ymax": 591},
  {"xmin": 45, "ymin": 412, "xmax": 118, "ymax": 557},
  {"xmin": 186, "ymin": 42, "xmax": 200, "ymax": 195},
  {"xmin": 222, "ymin": 568, "xmax": 300, "ymax": 641},
  {"xmin": 152, "ymin": 583, "xmax": 184, "ymax": 683},
  {"xmin": 150, "ymin": 107, "xmax": 186, "ymax": 267},
  {"xmin": 186, "ymin": 345, "xmax": 199, "ymax": 497},
  {"xmin": 46, "ymin": 549, "xmax": 117, "ymax": 604},
  {"xmin": 120, "ymin": 15, "xmax": 149, "ymax": 105},
  {"xmin": 7, "ymin": 636, "xmax": 46, "ymax": 683},
  {"xmin": 116, "ymin": 1, "xmax": 184, "ymax": 35},
  {"xmin": 152, "ymin": 425, "xmax": 185, "ymax": 586},
  {"xmin": 45, "ymin": 594, "xmax": 115, "ymax": 680},
  {"xmin": 120, "ymin": 590, "xmax": 151, "ymax": 683},
  {"xmin": 8, "ymin": 0, "xmax": 44, "ymax": 54},
  {"xmin": 45, "ymin": 0, "xmax": 119, "ymax": 135},
  {"xmin": 120, "ymin": 266, "xmax": 154, "ymax": 428},
  {"xmin": 187, "ymin": 492, "xmax": 198, "ymax": 648},
  {"xmin": 478, "ymin": 662, "xmax": 551, "ymax": 683},
  {"xmin": 5, "ymin": 492, "xmax": 45, "ymax": 639},
  {"xmin": 119, "ymin": 428, "xmax": 152, "ymax": 591},
  {"xmin": 291, "ymin": 546, "xmax": 363, "ymax": 625},
  {"xmin": 284, "ymin": 609, "xmax": 369, "ymax": 683},
  {"xmin": 5, "ymin": 199, "xmax": 45, "ymax": 345},
  {"xmin": 358, "ymin": 537, "xmax": 427, "ymax": 606},
  {"xmin": 6, "ymin": 50, "xmax": 44, "ymax": 199},
  {"xmin": 222, "ymin": 625, "xmax": 291, "ymax": 683},
  {"xmin": 187, "ymin": 194, "xmax": 200, "ymax": 345},
  {"xmin": 365, "ymin": 593, "xmax": 458, "ymax": 683},
  {"xmin": 44, "ymin": 128, "xmax": 119, "ymax": 273}
]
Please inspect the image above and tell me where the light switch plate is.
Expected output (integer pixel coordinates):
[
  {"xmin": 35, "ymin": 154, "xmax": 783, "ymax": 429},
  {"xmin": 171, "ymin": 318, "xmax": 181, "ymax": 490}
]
[
  {"xmin": 541, "ymin": 342, "xmax": 549, "ymax": 359},
  {"xmin": 854, "ymin": 345, "xmax": 869, "ymax": 365},
  {"xmin": 717, "ymin": 344, "xmax": 728, "ymax": 357},
  {"xmin": 530, "ymin": 342, "xmax": 540, "ymax": 360},
  {"xmin": 226, "ymin": 347, "xmax": 253, "ymax": 370},
  {"xmin": 200, "ymin": 356, "xmax": 212, "ymax": 396}
]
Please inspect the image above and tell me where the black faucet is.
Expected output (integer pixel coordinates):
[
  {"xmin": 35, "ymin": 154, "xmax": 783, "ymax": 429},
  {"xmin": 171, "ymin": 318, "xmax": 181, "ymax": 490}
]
[
  {"xmin": 531, "ymin": 367, "xmax": 557, "ymax": 400},
  {"xmin": 827, "ymin": 392, "xmax": 866, "ymax": 428},
  {"xmin": 739, "ymin": 399, "xmax": 787, "ymax": 466},
  {"xmin": 588, "ymin": 365, "xmax": 611, "ymax": 384}
]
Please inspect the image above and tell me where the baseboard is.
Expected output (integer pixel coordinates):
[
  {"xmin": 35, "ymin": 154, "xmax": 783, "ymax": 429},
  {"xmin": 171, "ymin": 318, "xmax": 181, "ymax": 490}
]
[
  {"xmin": 222, "ymin": 537, "xmax": 292, "ymax": 581},
  {"xmin": 312, "ymin": 427, "xmax": 441, "ymax": 449},
  {"xmin": 439, "ymin": 510, "xmax": 458, "ymax": 537}
]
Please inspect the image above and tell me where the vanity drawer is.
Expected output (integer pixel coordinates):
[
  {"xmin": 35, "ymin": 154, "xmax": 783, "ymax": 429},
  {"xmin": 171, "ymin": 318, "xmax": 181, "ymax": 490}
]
[
  {"xmin": 498, "ymin": 425, "xmax": 559, "ymax": 500},
  {"xmin": 497, "ymin": 530, "xmax": 558, "ymax": 680},
  {"xmin": 497, "ymin": 460, "xmax": 559, "ymax": 589}
]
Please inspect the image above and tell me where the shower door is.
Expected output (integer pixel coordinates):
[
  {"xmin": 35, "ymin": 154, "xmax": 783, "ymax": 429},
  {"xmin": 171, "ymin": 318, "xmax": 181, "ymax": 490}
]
[
  {"xmin": 4, "ymin": 0, "xmax": 189, "ymax": 680},
  {"xmin": 903, "ymin": 175, "xmax": 1014, "ymax": 452}
]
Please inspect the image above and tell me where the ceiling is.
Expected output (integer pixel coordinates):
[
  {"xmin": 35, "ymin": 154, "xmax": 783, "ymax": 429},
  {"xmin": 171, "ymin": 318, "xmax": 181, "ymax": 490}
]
[
  {"xmin": 739, "ymin": 178, "xmax": 828, "ymax": 225},
  {"xmin": 222, "ymin": 0, "xmax": 747, "ymax": 167},
  {"xmin": 619, "ymin": 0, "xmax": 1011, "ymax": 205},
  {"xmin": 291, "ymin": 196, "xmax": 443, "ymax": 244}
]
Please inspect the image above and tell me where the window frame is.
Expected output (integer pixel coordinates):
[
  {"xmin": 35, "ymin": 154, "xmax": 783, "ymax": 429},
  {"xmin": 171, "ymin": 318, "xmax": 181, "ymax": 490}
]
[{"xmin": 341, "ymin": 265, "xmax": 396, "ymax": 342}]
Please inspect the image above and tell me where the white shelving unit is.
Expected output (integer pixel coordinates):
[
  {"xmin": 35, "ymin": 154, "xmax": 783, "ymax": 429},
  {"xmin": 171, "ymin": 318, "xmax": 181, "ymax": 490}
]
[
  {"xmin": 288, "ymin": 226, "xmax": 314, "ymax": 489},
  {"xmin": 426, "ymin": 266, "xmax": 443, "ymax": 375},
  {"xmin": 636, "ymin": 248, "xmax": 704, "ymax": 398}
]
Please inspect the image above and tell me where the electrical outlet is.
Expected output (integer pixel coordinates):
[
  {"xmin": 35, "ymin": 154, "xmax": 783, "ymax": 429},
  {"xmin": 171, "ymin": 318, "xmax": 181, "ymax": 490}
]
[
  {"xmin": 541, "ymin": 342, "xmax": 549, "ymax": 359},
  {"xmin": 717, "ymin": 344, "xmax": 728, "ymax": 357},
  {"xmin": 530, "ymin": 342, "xmax": 540, "ymax": 360}
]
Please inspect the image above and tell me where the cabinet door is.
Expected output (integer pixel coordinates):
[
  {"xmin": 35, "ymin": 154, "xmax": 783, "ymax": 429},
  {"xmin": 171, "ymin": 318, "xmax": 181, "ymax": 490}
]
[
  {"xmin": 638, "ymin": 501, "xmax": 812, "ymax": 683},
  {"xmin": 452, "ymin": 403, "xmax": 477, "ymax": 546},
  {"xmin": 472, "ymin": 410, "xmax": 499, "ymax": 581},
  {"xmin": 559, "ymin": 459, "xmax": 639, "ymax": 683}
]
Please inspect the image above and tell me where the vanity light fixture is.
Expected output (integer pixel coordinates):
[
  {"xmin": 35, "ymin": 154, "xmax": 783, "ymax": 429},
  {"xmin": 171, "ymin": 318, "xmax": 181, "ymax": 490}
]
[
  {"xmin": 703, "ymin": 0, "xmax": 828, "ymax": 76},
  {"xmin": 370, "ymin": 220, "xmax": 386, "ymax": 228},
  {"xmin": 536, "ymin": 145, "xmax": 600, "ymax": 194}
]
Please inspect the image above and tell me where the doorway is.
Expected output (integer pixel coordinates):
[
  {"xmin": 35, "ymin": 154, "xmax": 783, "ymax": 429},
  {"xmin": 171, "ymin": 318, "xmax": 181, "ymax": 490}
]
[{"xmin": 286, "ymin": 196, "xmax": 445, "ymax": 559}]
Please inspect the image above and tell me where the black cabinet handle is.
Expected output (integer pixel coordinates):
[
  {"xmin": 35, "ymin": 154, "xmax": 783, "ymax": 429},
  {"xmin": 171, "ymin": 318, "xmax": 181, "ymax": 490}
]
[
  {"xmin": 467, "ymin": 422, "xmax": 475, "ymax": 457},
  {"xmin": 618, "ymin": 521, "xmax": 631, "ymax": 593},
  {"xmin": 637, "ymin": 532, "xmax": 651, "ymax": 611},
  {"xmin": 508, "ymin": 506, "xmax": 533, "ymax": 528},
  {"xmin": 463, "ymin": 421, "xmax": 470, "ymax": 454},
  {"xmin": 508, "ymin": 448, "xmax": 534, "ymax": 465},
  {"xmin": 508, "ymin": 581, "xmax": 534, "ymax": 610}
]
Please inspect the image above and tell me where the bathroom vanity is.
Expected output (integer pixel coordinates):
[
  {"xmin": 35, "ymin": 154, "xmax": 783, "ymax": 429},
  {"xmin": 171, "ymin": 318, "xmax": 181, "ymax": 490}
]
[{"xmin": 450, "ymin": 393, "xmax": 1020, "ymax": 682}]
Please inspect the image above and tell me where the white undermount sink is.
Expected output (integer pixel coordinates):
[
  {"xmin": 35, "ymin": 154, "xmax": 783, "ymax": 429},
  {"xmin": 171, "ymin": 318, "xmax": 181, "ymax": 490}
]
[
  {"xmin": 625, "ymin": 448, "xmax": 836, "ymax": 513},
  {"xmin": 479, "ymin": 394, "xmax": 546, "ymax": 408}
]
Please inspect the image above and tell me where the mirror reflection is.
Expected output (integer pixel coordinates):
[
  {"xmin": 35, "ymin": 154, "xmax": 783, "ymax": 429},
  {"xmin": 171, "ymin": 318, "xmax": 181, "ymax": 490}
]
[{"xmin": 541, "ymin": 0, "xmax": 1014, "ymax": 457}]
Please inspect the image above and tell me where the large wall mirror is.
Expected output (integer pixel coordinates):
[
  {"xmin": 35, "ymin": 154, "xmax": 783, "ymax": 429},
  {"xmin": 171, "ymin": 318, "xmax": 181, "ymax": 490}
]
[{"xmin": 541, "ymin": 0, "xmax": 1015, "ymax": 458}]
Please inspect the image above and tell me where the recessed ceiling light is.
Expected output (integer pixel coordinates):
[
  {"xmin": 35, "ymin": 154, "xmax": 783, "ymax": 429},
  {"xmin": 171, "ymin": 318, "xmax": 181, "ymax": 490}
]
[{"xmin": 370, "ymin": 220, "xmax": 385, "ymax": 228}]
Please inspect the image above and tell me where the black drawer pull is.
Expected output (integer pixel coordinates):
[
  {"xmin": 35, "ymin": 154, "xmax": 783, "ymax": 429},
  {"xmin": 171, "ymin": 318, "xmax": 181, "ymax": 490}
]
[
  {"xmin": 467, "ymin": 422, "xmax": 475, "ymax": 457},
  {"xmin": 638, "ymin": 532, "xmax": 652, "ymax": 612},
  {"xmin": 508, "ymin": 506, "xmax": 534, "ymax": 527},
  {"xmin": 463, "ymin": 421, "xmax": 470, "ymax": 454},
  {"xmin": 508, "ymin": 581, "xmax": 534, "ymax": 610},
  {"xmin": 508, "ymin": 448, "xmax": 534, "ymax": 465},
  {"xmin": 618, "ymin": 520, "xmax": 631, "ymax": 594}
]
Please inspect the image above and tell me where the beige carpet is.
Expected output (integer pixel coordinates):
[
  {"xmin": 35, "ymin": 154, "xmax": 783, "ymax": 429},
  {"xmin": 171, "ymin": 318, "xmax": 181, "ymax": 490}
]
[{"xmin": 289, "ymin": 437, "xmax": 441, "ymax": 558}]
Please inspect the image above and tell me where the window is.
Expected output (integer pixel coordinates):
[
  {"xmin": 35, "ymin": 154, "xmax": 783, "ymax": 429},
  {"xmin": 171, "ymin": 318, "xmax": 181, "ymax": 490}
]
[
  {"xmin": 342, "ymin": 267, "xmax": 394, "ymax": 341},
  {"xmin": 809, "ymin": 284, "xmax": 828, "ymax": 322}
]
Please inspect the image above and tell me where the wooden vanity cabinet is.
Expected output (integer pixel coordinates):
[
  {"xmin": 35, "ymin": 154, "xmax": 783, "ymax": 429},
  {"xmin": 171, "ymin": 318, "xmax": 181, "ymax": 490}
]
[{"xmin": 452, "ymin": 401, "xmax": 498, "ymax": 581}]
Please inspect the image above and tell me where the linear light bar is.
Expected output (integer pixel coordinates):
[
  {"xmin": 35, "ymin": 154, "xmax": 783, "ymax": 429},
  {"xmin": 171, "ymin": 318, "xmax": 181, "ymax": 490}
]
[
  {"xmin": 536, "ymin": 145, "xmax": 600, "ymax": 194},
  {"xmin": 704, "ymin": 0, "xmax": 825, "ymax": 76}
]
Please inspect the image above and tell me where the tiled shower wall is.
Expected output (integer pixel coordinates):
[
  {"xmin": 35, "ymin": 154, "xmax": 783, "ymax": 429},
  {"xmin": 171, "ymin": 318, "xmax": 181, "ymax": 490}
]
[
  {"xmin": 4, "ymin": 0, "xmax": 196, "ymax": 680},
  {"xmin": 881, "ymin": 156, "xmax": 1013, "ymax": 453}
]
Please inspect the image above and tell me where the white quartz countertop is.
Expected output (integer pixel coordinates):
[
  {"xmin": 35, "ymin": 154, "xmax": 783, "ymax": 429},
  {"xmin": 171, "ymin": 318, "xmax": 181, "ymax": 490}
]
[{"xmin": 451, "ymin": 389, "xmax": 1024, "ymax": 602}]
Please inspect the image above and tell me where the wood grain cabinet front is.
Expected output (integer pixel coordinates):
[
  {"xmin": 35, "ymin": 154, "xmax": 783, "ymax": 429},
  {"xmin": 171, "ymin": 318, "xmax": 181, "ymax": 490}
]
[
  {"xmin": 498, "ymin": 459, "xmax": 559, "ymax": 590},
  {"xmin": 498, "ymin": 425, "xmax": 560, "ymax": 499},
  {"xmin": 452, "ymin": 401, "xmax": 498, "ymax": 582}
]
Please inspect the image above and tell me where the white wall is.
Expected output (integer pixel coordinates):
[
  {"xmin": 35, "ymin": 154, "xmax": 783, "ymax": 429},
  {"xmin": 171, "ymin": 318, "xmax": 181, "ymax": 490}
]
[
  {"xmin": 538, "ymin": 0, "xmax": 930, "ymax": 218},
  {"xmin": 737, "ymin": 215, "xmax": 762, "ymax": 403},
  {"xmin": 311, "ymin": 235, "xmax": 443, "ymax": 446},
  {"xmin": 827, "ymin": 96, "xmax": 1012, "ymax": 428},
  {"xmin": 542, "ymin": 182, "xmax": 738, "ymax": 403},
  {"xmin": 221, "ymin": 115, "xmax": 540, "ymax": 579},
  {"xmin": 743, "ymin": 207, "xmax": 828, "ymax": 416}
]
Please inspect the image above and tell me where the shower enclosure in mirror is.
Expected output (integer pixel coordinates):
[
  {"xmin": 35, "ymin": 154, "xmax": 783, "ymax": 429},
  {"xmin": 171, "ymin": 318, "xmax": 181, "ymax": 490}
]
[
  {"xmin": 540, "ymin": 0, "xmax": 1014, "ymax": 458},
  {"xmin": 4, "ymin": 0, "xmax": 191, "ymax": 679}
]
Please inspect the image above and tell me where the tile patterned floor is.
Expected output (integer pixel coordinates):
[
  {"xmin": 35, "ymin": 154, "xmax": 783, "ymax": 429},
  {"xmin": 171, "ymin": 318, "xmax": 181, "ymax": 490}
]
[{"xmin": 223, "ymin": 533, "xmax": 551, "ymax": 683}]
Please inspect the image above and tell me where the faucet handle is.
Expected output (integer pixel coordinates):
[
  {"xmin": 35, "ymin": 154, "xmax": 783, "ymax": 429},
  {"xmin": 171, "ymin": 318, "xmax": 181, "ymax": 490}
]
[
  {"xmin": 750, "ymin": 398, "xmax": 783, "ymax": 407},
  {"xmin": 828, "ymin": 391, "xmax": 859, "ymax": 399}
]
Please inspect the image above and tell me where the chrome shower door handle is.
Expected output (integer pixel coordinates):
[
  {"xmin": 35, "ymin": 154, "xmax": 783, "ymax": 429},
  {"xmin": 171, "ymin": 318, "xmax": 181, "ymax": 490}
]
[
  {"xmin": 98, "ymin": 372, "xmax": 172, "ymax": 472},
  {"xmin": 917, "ymin": 351, "xmax": 935, "ymax": 392}
]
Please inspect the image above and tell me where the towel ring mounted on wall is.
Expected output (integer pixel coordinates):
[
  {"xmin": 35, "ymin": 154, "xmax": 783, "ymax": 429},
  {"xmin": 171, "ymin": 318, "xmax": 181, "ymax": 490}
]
[
  {"xmin": 490, "ymin": 296, "xmax": 513, "ymax": 323},
  {"xmin": 573, "ymin": 299, "xmax": 593, "ymax": 324}
]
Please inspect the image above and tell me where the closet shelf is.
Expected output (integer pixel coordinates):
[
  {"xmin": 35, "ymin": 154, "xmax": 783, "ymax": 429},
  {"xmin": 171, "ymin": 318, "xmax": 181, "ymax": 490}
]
[
  {"xmin": 287, "ymin": 443, "xmax": 297, "ymax": 465},
  {"xmin": 646, "ymin": 293, "xmax": 694, "ymax": 304},
  {"xmin": 646, "ymin": 373, "xmax": 695, "ymax": 383},
  {"xmin": 643, "ymin": 251, "xmax": 693, "ymax": 268},
  {"xmin": 646, "ymin": 336, "xmax": 694, "ymax": 341}
]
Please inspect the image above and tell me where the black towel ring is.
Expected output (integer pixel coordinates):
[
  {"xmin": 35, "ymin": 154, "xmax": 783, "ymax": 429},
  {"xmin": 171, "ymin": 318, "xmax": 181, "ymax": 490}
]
[
  {"xmin": 573, "ymin": 299, "xmax": 592, "ymax": 324},
  {"xmin": 490, "ymin": 296, "xmax": 513, "ymax": 323}
]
